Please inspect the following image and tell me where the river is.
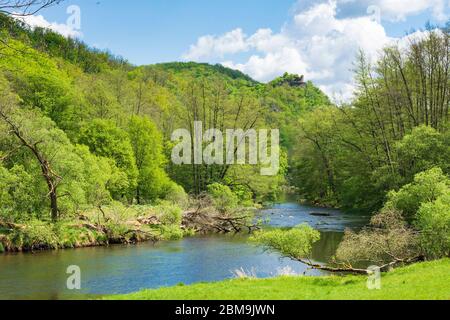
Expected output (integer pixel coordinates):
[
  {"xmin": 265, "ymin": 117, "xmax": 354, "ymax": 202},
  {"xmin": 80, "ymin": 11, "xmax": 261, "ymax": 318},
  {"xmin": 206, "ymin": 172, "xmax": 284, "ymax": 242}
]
[{"xmin": 0, "ymin": 202, "xmax": 369, "ymax": 300}]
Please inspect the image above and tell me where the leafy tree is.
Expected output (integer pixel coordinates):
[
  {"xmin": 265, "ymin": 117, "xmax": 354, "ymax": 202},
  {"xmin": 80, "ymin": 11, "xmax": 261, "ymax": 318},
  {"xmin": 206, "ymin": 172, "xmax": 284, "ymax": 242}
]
[
  {"xmin": 384, "ymin": 167, "xmax": 450, "ymax": 220},
  {"xmin": 127, "ymin": 116, "xmax": 171, "ymax": 203},
  {"xmin": 251, "ymin": 224, "xmax": 321, "ymax": 261},
  {"xmin": 207, "ymin": 183, "xmax": 238, "ymax": 213},
  {"xmin": 396, "ymin": 126, "xmax": 449, "ymax": 181},
  {"xmin": 416, "ymin": 194, "xmax": 450, "ymax": 259},
  {"xmin": 78, "ymin": 119, "xmax": 138, "ymax": 201}
]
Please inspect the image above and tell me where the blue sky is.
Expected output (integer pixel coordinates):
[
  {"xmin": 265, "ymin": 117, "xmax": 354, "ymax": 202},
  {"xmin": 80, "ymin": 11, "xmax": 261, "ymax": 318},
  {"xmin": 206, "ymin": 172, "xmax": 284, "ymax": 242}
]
[
  {"xmin": 31, "ymin": 0, "xmax": 446, "ymax": 65},
  {"xmin": 38, "ymin": 0, "xmax": 295, "ymax": 64},
  {"xmin": 23, "ymin": 0, "xmax": 450, "ymax": 100}
]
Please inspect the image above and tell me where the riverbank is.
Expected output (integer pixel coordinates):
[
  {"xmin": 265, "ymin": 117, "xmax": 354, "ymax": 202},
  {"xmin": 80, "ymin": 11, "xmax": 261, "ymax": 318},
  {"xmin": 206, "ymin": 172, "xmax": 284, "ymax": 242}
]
[
  {"xmin": 0, "ymin": 202, "xmax": 354, "ymax": 299},
  {"xmin": 0, "ymin": 201, "xmax": 257, "ymax": 253},
  {"xmin": 107, "ymin": 259, "xmax": 450, "ymax": 300}
]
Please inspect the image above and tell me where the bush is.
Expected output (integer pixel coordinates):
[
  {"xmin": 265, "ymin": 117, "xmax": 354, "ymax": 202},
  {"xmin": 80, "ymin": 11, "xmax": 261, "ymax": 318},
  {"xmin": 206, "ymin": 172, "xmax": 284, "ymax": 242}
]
[
  {"xmin": 385, "ymin": 168, "xmax": 450, "ymax": 219},
  {"xmin": 160, "ymin": 225, "xmax": 184, "ymax": 240},
  {"xmin": 163, "ymin": 183, "xmax": 189, "ymax": 209},
  {"xmin": 251, "ymin": 224, "xmax": 321, "ymax": 260},
  {"xmin": 155, "ymin": 202, "xmax": 183, "ymax": 226},
  {"xmin": 336, "ymin": 209, "xmax": 420, "ymax": 266},
  {"xmin": 8, "ymin": 220, "xmax": 59, "ymax": 251},
  {"xmin": 415, "ymin": 194, "xmax": 450, "ymax": 259},
  {"xmin": 230, "ymin": 184, "xmax": 254, "ymax": 207},
  {"xmin": 207, "ymin": 183, "xmax": 238, "ymax": 213},
  {"xmin": 396, "ymin": 126, "xmax": 449, "ymax": 180},
  {"xmin": 54, "ymin": 222, "xmax": 104, "ymax": 248}
]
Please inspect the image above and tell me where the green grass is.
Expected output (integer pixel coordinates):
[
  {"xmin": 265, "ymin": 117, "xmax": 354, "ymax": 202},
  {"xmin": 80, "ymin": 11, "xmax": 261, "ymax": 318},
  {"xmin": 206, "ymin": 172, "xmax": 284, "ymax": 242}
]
[{"xmin": 108, "ymin": 259, "xmax": 450, "ymax": 300}]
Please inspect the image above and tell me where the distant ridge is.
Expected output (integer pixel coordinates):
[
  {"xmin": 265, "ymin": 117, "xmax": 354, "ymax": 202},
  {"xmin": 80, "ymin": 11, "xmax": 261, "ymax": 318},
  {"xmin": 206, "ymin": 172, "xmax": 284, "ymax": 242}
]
[{"xmin": 155, "ymin": 62, "xmax": 258, "ymax": 83}]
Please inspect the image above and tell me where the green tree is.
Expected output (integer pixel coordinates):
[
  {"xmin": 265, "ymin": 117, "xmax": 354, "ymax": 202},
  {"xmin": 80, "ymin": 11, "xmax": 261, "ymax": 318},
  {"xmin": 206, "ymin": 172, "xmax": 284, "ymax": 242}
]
[
  {"xmin": 385, "ymin": 167, "xmax": 450, "ymax": 220},
  {"xmin": 127, "ymin": 116, "xmax": 171, "ymax": 203},
  {"xmin": 416, "ymin": 194, "xmax": 450, "ymax": 259},
  {"xmin": 396, "ymin": 126, "xmax": 449, "ymax": 181},
  {"xmin": 78, "ymin": 119, "xmax": 138, "ymax": 201}
]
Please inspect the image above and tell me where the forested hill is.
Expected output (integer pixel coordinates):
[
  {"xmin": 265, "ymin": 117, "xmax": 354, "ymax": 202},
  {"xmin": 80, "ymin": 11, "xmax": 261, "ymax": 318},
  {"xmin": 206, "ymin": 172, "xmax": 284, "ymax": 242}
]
[
  {"xmin": 0, "ymin": 12, "xmax": 329, "ymax": 222},
  {"xmin": 154, "ymin": 62, "xmax": 258, "ymax": 83}
]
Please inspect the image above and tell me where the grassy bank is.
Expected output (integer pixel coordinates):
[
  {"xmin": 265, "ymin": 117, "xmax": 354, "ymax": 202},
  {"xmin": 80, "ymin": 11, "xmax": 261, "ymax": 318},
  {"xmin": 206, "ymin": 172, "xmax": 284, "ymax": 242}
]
[
  {"xmin": 0, "ymin": 198, "xmax": 256, "ymax": 253},
  {"xmin": 107, "ymin": 259, "xmax": 450, "ymax": 300},
  {"xmin": 0, "ymin": 202, "xmax": 188, "ymax": 253}
]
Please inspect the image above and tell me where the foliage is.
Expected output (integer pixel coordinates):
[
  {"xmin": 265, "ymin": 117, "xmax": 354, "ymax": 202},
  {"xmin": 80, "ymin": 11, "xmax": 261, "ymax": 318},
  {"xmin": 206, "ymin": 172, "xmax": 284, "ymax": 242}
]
[
  {"xmin": 155, "ymin": 202, "xmax": 183, "ymax": 226},
  {"xmin": 127, "ymin": 116, "xmax": 170, "ymax": 202},
  {"xmin": 250, "ymin": 224, "xmax": 321, "ymax": 260},
  {"xmin": 159, "ymin": 225, "xmax": 184, "ymax": 241},
  {"xmin": 336, "ymin": 168, "xmax": 450, "ymax": 264},
  {"xmin": 6, "ymin": 219, "xmax": 59, "ymax": 251},
  {"xmin": 78, "ymin": 119, "xmax": 138, "ymax": 201},
  {"xmin": 415, "ymin": 194, "xmax": 450, "ymax": 259},
  {"xmin": 206, "ymin": 183, "xmax": 239, "ymax": 213},
  {"xmin": 289, "ymin": 29, "xmax": 450, "ymax": 211},
  {"xmin": 384, "ymin": 167, "xmax": 450, "ymax": 219},
  {"xmin": 336, "ymin": 209, "xmax": 421, "ymax": 265},
  {"xmin": 163, "ymin": 183, "xmax": 189, "ymax": 209},
  {"xmin": 396, "ymin": 126, "xmax": 450, "ymax": 181}
]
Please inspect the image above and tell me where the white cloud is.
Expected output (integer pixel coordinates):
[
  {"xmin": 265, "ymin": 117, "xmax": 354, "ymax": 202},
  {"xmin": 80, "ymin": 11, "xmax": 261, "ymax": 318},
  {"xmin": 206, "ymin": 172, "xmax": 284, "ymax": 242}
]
[
  {"xmin": 183, "ymin": 28, "xmax": 248, "ymax": 60},
  {"xmin": 183, "ymin": 0, "xmax": 445, "ymax": 101},
  {"xmin": 16, "ymin": 14, "xmax": 82, "ymax": 39},
  {"xmin": 223, "ymin": 47, "xmax": 308, "ymax": 82},
  {"xmin": 298, "ymin": 0, "xmax": 450, "ymax": 22},
  {"xmin": 365, "ymin": 0, "xmax": 449, "ymax": 21}
]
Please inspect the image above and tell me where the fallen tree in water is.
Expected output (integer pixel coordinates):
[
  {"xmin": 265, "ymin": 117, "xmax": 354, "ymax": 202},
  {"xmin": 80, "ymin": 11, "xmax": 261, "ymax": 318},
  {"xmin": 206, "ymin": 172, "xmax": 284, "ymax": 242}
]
[
  {"xmin": 181, "ymin": 194, "xmax": 260, "ymax": 234},
  {"xmin": 182, "ymin": 210, "xmax": 260, "ymax": 234},
  {"xmin": 252, "ymin": 210, "xmax": 425, "ymax": 275}
]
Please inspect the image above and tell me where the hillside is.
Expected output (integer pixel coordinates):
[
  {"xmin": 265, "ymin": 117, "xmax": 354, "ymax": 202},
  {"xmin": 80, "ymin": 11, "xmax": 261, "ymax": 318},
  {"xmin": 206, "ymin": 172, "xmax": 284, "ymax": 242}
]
[{"xmin": 0, "ymin": 13, "xmax": 329, "ymax": 229}]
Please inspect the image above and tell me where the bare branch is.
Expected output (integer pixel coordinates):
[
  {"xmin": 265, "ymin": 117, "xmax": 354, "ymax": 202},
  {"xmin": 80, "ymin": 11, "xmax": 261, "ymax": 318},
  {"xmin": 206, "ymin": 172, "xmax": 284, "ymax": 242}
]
[{"xmin": 0, "ymin": 0, "xmax": 64, "ymax": 16}]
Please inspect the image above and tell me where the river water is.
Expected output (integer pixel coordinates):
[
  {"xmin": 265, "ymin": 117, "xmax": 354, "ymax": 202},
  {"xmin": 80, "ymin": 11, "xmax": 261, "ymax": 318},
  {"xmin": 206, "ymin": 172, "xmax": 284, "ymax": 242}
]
[{"xmin": 0, "ymin": 202, "xmax": 369, "ymax": 300}]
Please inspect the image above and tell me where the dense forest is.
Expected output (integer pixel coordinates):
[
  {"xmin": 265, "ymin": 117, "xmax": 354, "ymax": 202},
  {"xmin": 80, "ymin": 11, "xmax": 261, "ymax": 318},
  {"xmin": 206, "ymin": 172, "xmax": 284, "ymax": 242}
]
[{"xmin": 0, "ymin": 9, "xmax": 448, "ymax": 271}]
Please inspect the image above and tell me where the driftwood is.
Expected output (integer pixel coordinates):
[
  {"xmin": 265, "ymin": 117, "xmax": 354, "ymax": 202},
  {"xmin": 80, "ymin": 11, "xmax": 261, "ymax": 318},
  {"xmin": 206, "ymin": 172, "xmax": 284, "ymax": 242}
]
[
  {"xmin": 0, "ymin": 220, "xmax": 25, "ymax": 230},
  {"xmin": 310, "ymin": 212, "xmax": 332, "ymax": 217},
  {"xmin": 293, "ymin": 256, "xmax": 424, "ymax": 275},
  {"xmin": 182, "ymin": 209, "xmax": 260, "ymax": 234},
  {"xmin": 137, "ymin": 216, "xmax": 161, "ymax": 226}
]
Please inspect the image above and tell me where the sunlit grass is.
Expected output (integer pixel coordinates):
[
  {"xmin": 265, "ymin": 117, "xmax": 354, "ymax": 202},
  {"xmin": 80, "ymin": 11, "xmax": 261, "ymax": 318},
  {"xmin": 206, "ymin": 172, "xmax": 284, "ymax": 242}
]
[{"xmin": 107, "ymin": 259, "xmax": 450, "ymax": 300}]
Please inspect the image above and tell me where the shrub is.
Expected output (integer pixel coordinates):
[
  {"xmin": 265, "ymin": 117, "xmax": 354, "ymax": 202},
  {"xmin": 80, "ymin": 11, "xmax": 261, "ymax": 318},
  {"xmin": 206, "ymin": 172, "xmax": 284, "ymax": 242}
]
[
  {"xmin": 163, "ymin": 183, "xmax": 189, "ymax": 209},
  {"xmin": 160, "ymin": 225, "xmax": 184, "ymax": 240},
  {"xmin": 8, "ymin": 220, "xmax": 59, "ymax": 251},
  {"xmin": 54, "ymin": 222, "xmax": 104, "ymax": 248},
  {"xmin": 230, "ymin": 184, "xmax": 254, "ymax": 207},
  {"xmin": 415, "ymin": 194, "xmax": 450, "ymax": 259},
  {"xmin": 207, "ymin": 183, "xmax": 238, "ymax": 213},
  {"xmin": 336, "ymin": 209, "xmax": 421, "ymax": 266},
  {"xmin": 155, "ymin": 202, "xmax": 183, "ymax": 226},
  {"xmin": 385, "ymin": 168, "xmax": 450, "ymax": 219},
  {"xmin": 396, "ymin": 126, "xmax": 449, "ymax": 180},
  {"xmin": 251, "ymin": 224, "xmax": 321, "ymax": 260}
]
